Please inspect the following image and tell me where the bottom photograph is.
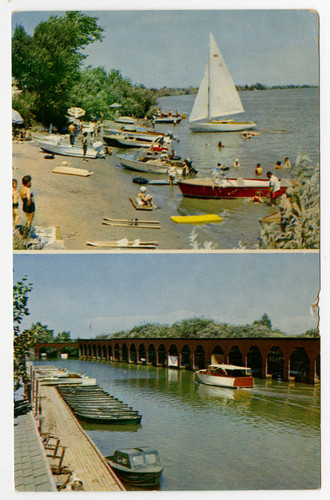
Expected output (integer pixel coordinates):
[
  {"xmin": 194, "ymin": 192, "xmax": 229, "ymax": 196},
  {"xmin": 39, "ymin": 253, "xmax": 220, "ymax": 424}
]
[{"xmin": 13, "ymin": 252, "xmax": 320, "ymax": 492}]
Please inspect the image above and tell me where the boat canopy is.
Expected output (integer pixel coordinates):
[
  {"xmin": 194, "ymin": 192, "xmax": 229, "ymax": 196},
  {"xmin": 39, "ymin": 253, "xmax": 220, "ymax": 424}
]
[{"xmin": 208, "ymin": 364, "xmax": 251, "ymax": 372}]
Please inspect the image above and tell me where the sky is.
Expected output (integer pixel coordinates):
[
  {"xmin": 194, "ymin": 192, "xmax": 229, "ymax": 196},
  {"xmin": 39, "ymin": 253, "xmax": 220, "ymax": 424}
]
[
  {"xmin": 10, "ymin": 8, "xmax": 319, "ymax": 88},
  {"xmin": 13, "ymin": 252, "xmax": 319, "ymax": 338}
]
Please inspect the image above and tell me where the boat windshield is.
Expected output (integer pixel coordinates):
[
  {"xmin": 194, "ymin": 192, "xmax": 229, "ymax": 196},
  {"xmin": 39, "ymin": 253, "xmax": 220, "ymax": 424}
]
[
  {"xmin": 132, "ymin": 455, "xmax": 145, "ymax": 468},
  {"xmin": 144, "ymin": 453, "xmax": 159, "ymax": 465},
  {"xmin": 226, "ymin": 369, "xmax": 249, "ymax": 377}
]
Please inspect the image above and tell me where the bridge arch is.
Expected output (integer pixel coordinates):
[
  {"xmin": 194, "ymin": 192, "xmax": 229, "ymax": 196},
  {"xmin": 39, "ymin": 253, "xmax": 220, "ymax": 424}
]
[{"xmin": 147, "ymin": 344, "xmax": 157, "ymax": 365}]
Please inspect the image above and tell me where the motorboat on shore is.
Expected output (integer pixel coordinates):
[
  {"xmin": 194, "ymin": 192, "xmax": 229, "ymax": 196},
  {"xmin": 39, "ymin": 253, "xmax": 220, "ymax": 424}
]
[
  {"xmin": 116, "ymin": 151, "xmax": 195, "ymax": 176},
  {"xmin": 35, "ymin": 137, "xmax": 105, "ymax": 159},
  {"xmin": 103, "ymin": 126, "xmax": 178, "ymax": 143},
  {"xmin": 196, "ymin": 363, "xmax": 254, "ymax": 388},
  {"xmin": 177, "ymin": 176, "xmax": 289, "ymax": 199},
  {"xmin": 106, "ymin": 448, "xmax": 164, "ymax": 487},
  {"xmin": 115, "ymin": 116, "xmax": 136, "ymax": 125},
  {"xmin": 103, "ymin": 133, "xmax": 171, "ymax": 149},
  {"xmin": 188, "ymin": 34, "xmax": 256, "ymax": 132},
  {"xmin": 153, "ymin": 112, "xmax": 182, "ymax": 124}
]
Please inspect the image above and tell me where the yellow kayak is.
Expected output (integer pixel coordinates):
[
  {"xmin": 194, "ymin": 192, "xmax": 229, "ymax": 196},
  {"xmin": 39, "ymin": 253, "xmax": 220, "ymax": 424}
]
[{"xmin": 170, "ymin": 214, "xmax": 222, "ymax": 224}]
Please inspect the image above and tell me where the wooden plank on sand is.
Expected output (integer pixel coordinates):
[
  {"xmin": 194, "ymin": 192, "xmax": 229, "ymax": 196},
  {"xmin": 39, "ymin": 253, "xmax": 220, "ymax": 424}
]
[
  {"xmin": 52, "ymin": 166, "xmax": 94, "ymax": 177},
  {"xmin": 129, "ymin": 198, "xmax": 153, "ymax": 211}
]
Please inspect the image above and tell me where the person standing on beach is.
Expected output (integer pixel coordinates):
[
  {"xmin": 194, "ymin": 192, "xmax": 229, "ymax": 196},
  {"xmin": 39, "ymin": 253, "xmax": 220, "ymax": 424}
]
[
  {"xmin": 12, "ymin": 179, "xmax": 20, "ymax": 229},
  {"xmin": 68, "ymin": 122, "xmax": 76, "ymax": 146},
  {"xmin": 19, "ymin": 175, "xmax": 35, "ymax": 229},
  {"xmin": 81, "ymin": 132, "xmax": 88, "ymax": 162}
]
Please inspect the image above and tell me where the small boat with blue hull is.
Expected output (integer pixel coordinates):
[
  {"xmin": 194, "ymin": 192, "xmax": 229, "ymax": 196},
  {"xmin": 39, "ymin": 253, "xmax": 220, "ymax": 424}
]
[{"xmin": 106, "ymin": 448, "xmax": 164, "ymax": 487}]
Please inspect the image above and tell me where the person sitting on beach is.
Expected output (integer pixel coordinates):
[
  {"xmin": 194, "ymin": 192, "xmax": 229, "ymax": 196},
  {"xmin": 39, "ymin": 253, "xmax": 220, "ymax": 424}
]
[
  {"xmin": 255, "ymin": 163, "xmax": 263, "ymax": 176},
  {"xmin": 81, "ymin": 132, "xmax": 88, "ymax": 162},
  {"xmin": 253, "ymin": 191, "xmax": 263, "ymax": 203},
  {"xmin": 233, "ymin": 158, "xmax": 240, "ymax": 168},
  {"xmin": 136, "ymin": 186, "xmax": 155, "ymax": 207},
  {"xmin": 267, "ymin": 171, "xmax": 281, "ymax": 204},
  {"xmin": 167, "ymin": 164, "xmax": 177, "ymax": 186},
  {"xmin": 284, "ymin": 157, "xmax": 291, "ymax": 168},
  {"xmin": 218, "ymin": 141, "xmax": 224, "ymax": 148},
  {"xmin": 275, "ymin": 160, "xmax": 282, "ymax": 169},
  {"xmin": 12, "ymin": 179, "xmax": 21, "ymax": 229},
  {"xmin": 19, "ymin": 175, "xmax": 35, "ymax": 229}
]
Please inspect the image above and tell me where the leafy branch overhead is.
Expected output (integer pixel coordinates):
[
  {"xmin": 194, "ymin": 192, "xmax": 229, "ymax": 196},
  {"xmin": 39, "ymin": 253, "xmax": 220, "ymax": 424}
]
[{"xmin": 12, "ymin": 11, "xmax": 157, "ymax": 127}]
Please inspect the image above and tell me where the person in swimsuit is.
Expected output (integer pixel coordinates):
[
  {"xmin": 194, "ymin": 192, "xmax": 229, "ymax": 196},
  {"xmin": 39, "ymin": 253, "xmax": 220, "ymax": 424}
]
[
  {"xmin": 12, "ymin": 179, "xmax": 20, "ymax": 229},
  {"xmin": 81, "ymin": 132, "xmax": 88, "ymax": 162},
  {"xmin": 19, "ymin": 175, "xmax": 35, "ymax": 229}
]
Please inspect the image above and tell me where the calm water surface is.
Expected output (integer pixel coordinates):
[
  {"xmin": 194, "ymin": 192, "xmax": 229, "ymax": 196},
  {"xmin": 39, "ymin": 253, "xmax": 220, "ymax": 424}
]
[
  {"xmin": 110, "ymin": 89, "xmax": 319, "ymax": 248},
  {"xmin": 37, "ymin": 360, "xmax": 320, "ymax": 491}
]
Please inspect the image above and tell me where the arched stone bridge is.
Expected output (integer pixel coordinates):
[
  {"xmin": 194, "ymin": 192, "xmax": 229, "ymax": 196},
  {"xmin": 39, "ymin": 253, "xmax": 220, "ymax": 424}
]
[{"xmin": 35, "ymin": 337, "xmax": 320, "ymax": 384}]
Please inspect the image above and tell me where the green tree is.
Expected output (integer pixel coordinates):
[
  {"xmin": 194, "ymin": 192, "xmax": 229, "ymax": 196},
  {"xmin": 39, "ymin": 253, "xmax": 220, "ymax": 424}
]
[
  {"xmin": 54, "ymin": 331, "xmax": 71, "ymax": 342},
  {"xmin": 253, "ymin": 313, "xmax": 272, "ymax": 329},
  {"xmin": 28, "ymin": 322, "xmax": 54, "ymax": 343},
  {"xmin": 12, "ymin": 11, "xmax": 104, "ymax": 127},
  {"xmin": 13, "ymin": 277, "xmax": 33, "ymax": 391},
  {"xmin": 70, "ymin": 66, "xmax": 157, "ymax": 120}
]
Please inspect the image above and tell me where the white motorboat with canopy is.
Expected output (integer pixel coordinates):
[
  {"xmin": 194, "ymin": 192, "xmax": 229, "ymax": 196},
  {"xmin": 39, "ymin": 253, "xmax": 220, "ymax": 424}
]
[
  {"xmin": 196, "ymin": 363, "xmax": 254, "ymax": 388},
  {"xmin": 189, "ymin": 34, "xmax": 256, "ymax": 132}
]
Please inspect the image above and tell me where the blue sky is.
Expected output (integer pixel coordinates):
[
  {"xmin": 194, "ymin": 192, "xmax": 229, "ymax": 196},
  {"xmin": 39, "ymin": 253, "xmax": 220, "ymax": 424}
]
[
  {"xmin": 11, "ymin": 9, "xmax": 319, "ymax": 88},
  {"xmin": 13, "ymin": 253, "xmax": 319, "ymax": 338}
]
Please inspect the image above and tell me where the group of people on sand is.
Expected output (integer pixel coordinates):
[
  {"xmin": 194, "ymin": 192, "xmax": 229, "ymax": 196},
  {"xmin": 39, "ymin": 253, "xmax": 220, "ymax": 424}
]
[
  {"xmin": 12, "ymin": 176, "xmax": 35, "ymax": 230},
  {"xmin": 12, "ymin": 128, "xmax": 32, "ymax": 142}
]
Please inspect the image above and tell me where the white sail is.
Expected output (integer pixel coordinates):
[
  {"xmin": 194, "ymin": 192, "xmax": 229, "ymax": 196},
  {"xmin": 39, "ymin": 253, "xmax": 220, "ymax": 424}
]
[
  {"xmin": 209, "ymin": 33, "xmax": 244, "ymax": 119},
  {"xmin": 189, "ymin": 33, "xmax": 245, "ymax": 123},
  {"xmin": 189, "ymin": 64, "xmax": 210, "ymax": 123}
]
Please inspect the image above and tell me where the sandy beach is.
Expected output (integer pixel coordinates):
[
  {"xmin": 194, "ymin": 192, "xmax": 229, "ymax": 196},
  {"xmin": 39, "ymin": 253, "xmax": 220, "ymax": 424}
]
[{"xmin": 12, "ymin": 139, "xmax": 203, "ymax": 251}]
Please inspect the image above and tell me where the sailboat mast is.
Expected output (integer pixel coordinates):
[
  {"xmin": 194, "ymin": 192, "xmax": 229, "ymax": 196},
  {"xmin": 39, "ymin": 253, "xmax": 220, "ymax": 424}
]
[{"xmin": 207, "ymin": 61, "xmax": 211, "ymax": 122}]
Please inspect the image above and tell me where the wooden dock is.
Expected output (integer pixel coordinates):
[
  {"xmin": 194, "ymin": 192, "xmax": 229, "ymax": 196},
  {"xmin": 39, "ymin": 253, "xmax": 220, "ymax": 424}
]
[{"xmin": 39, "ymin": 385, "xmax": 125, "ymax": 491}]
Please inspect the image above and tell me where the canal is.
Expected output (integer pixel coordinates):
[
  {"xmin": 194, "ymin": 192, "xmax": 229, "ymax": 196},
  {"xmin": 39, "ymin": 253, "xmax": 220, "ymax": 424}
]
[{"xmin": 35, "ymin": 359, "xmax": 320, "ymax": 491}]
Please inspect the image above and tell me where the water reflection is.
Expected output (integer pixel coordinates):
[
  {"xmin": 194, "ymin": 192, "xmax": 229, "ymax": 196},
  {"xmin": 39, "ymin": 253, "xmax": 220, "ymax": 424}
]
[
  {"xmin": 197, "ymin": 383, "xmax": 237, "ymax": 401},
  {"xmin": 35, "ymin": 360, "xmax": 320, "ymax": 490}
]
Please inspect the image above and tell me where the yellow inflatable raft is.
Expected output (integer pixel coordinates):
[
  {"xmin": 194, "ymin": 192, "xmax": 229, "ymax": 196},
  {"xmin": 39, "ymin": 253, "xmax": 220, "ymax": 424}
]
[{"xmin": 170, "ymin": 214, "xmax": 222, "ymax": 224}]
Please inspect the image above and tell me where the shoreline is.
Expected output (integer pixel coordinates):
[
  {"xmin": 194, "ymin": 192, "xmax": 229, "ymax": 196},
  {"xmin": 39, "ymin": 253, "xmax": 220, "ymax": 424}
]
[{"xmin": 12, "ymin": 140, "xmax": 197, "ymax": 251}]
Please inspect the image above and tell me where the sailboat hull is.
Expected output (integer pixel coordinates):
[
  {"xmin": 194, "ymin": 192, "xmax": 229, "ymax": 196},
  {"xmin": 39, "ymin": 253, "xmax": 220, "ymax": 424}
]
[{"xmin": 188, "ymin": 120, "xmax": 256, "ymax": 132}]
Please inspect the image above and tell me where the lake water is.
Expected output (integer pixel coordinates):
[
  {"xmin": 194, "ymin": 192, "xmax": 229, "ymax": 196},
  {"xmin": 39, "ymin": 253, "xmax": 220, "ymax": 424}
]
[
  {"xmin": 110, "ymin": 88, "xmax": 319, "ymax": 249},
  {"xmin": 36, "ymin": 359, "xmax": 320, "ymax": 491}
]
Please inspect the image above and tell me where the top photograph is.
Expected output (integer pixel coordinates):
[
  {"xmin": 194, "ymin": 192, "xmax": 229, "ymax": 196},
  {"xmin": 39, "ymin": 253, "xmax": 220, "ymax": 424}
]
[{"xmin": 11, "ymin": 9, "xmax": 320, "ymax": 251}]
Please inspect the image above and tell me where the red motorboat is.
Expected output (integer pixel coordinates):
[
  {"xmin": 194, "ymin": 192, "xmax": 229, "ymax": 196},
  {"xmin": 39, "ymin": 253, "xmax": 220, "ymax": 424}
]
[{"xmin": 177, "ymin": 177, "xmax": 289, "ymax": 199}]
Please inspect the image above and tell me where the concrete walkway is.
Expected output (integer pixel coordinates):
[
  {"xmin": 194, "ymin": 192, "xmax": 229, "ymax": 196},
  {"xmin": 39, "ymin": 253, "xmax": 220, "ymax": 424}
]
[{"xmin": 14, "ymin": 411, "xmax": 56, "ymax": 492}]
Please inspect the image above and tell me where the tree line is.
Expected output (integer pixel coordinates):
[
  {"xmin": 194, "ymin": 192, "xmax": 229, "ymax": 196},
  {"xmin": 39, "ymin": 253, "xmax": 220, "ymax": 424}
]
[
  {"xmin": 13, "ymin": 276, "xmax": 319, "ymax": 391},
  {"xmin": 95, "ymin": 314, "xmax": 318, "ymax": 340},
  {"xmin": 12, "ymin": 11, "xmax": 157, "ymax": 129}
]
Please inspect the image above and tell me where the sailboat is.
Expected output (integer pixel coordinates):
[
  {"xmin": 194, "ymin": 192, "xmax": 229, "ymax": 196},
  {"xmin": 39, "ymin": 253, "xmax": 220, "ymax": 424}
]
[{"xmin": 188, "ymin": 34, "xmax": 256, "ymax": 132}]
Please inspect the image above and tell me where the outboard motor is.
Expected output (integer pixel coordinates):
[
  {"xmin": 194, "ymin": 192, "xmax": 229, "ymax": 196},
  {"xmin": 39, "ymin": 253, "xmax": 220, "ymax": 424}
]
[
  {"xmin": 92, "ymin": 140, "xmax": 106, "ymax": 158},
  {"xmin": 184, "ymin": 158, "xmax": 198, "ymax": 175}
]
